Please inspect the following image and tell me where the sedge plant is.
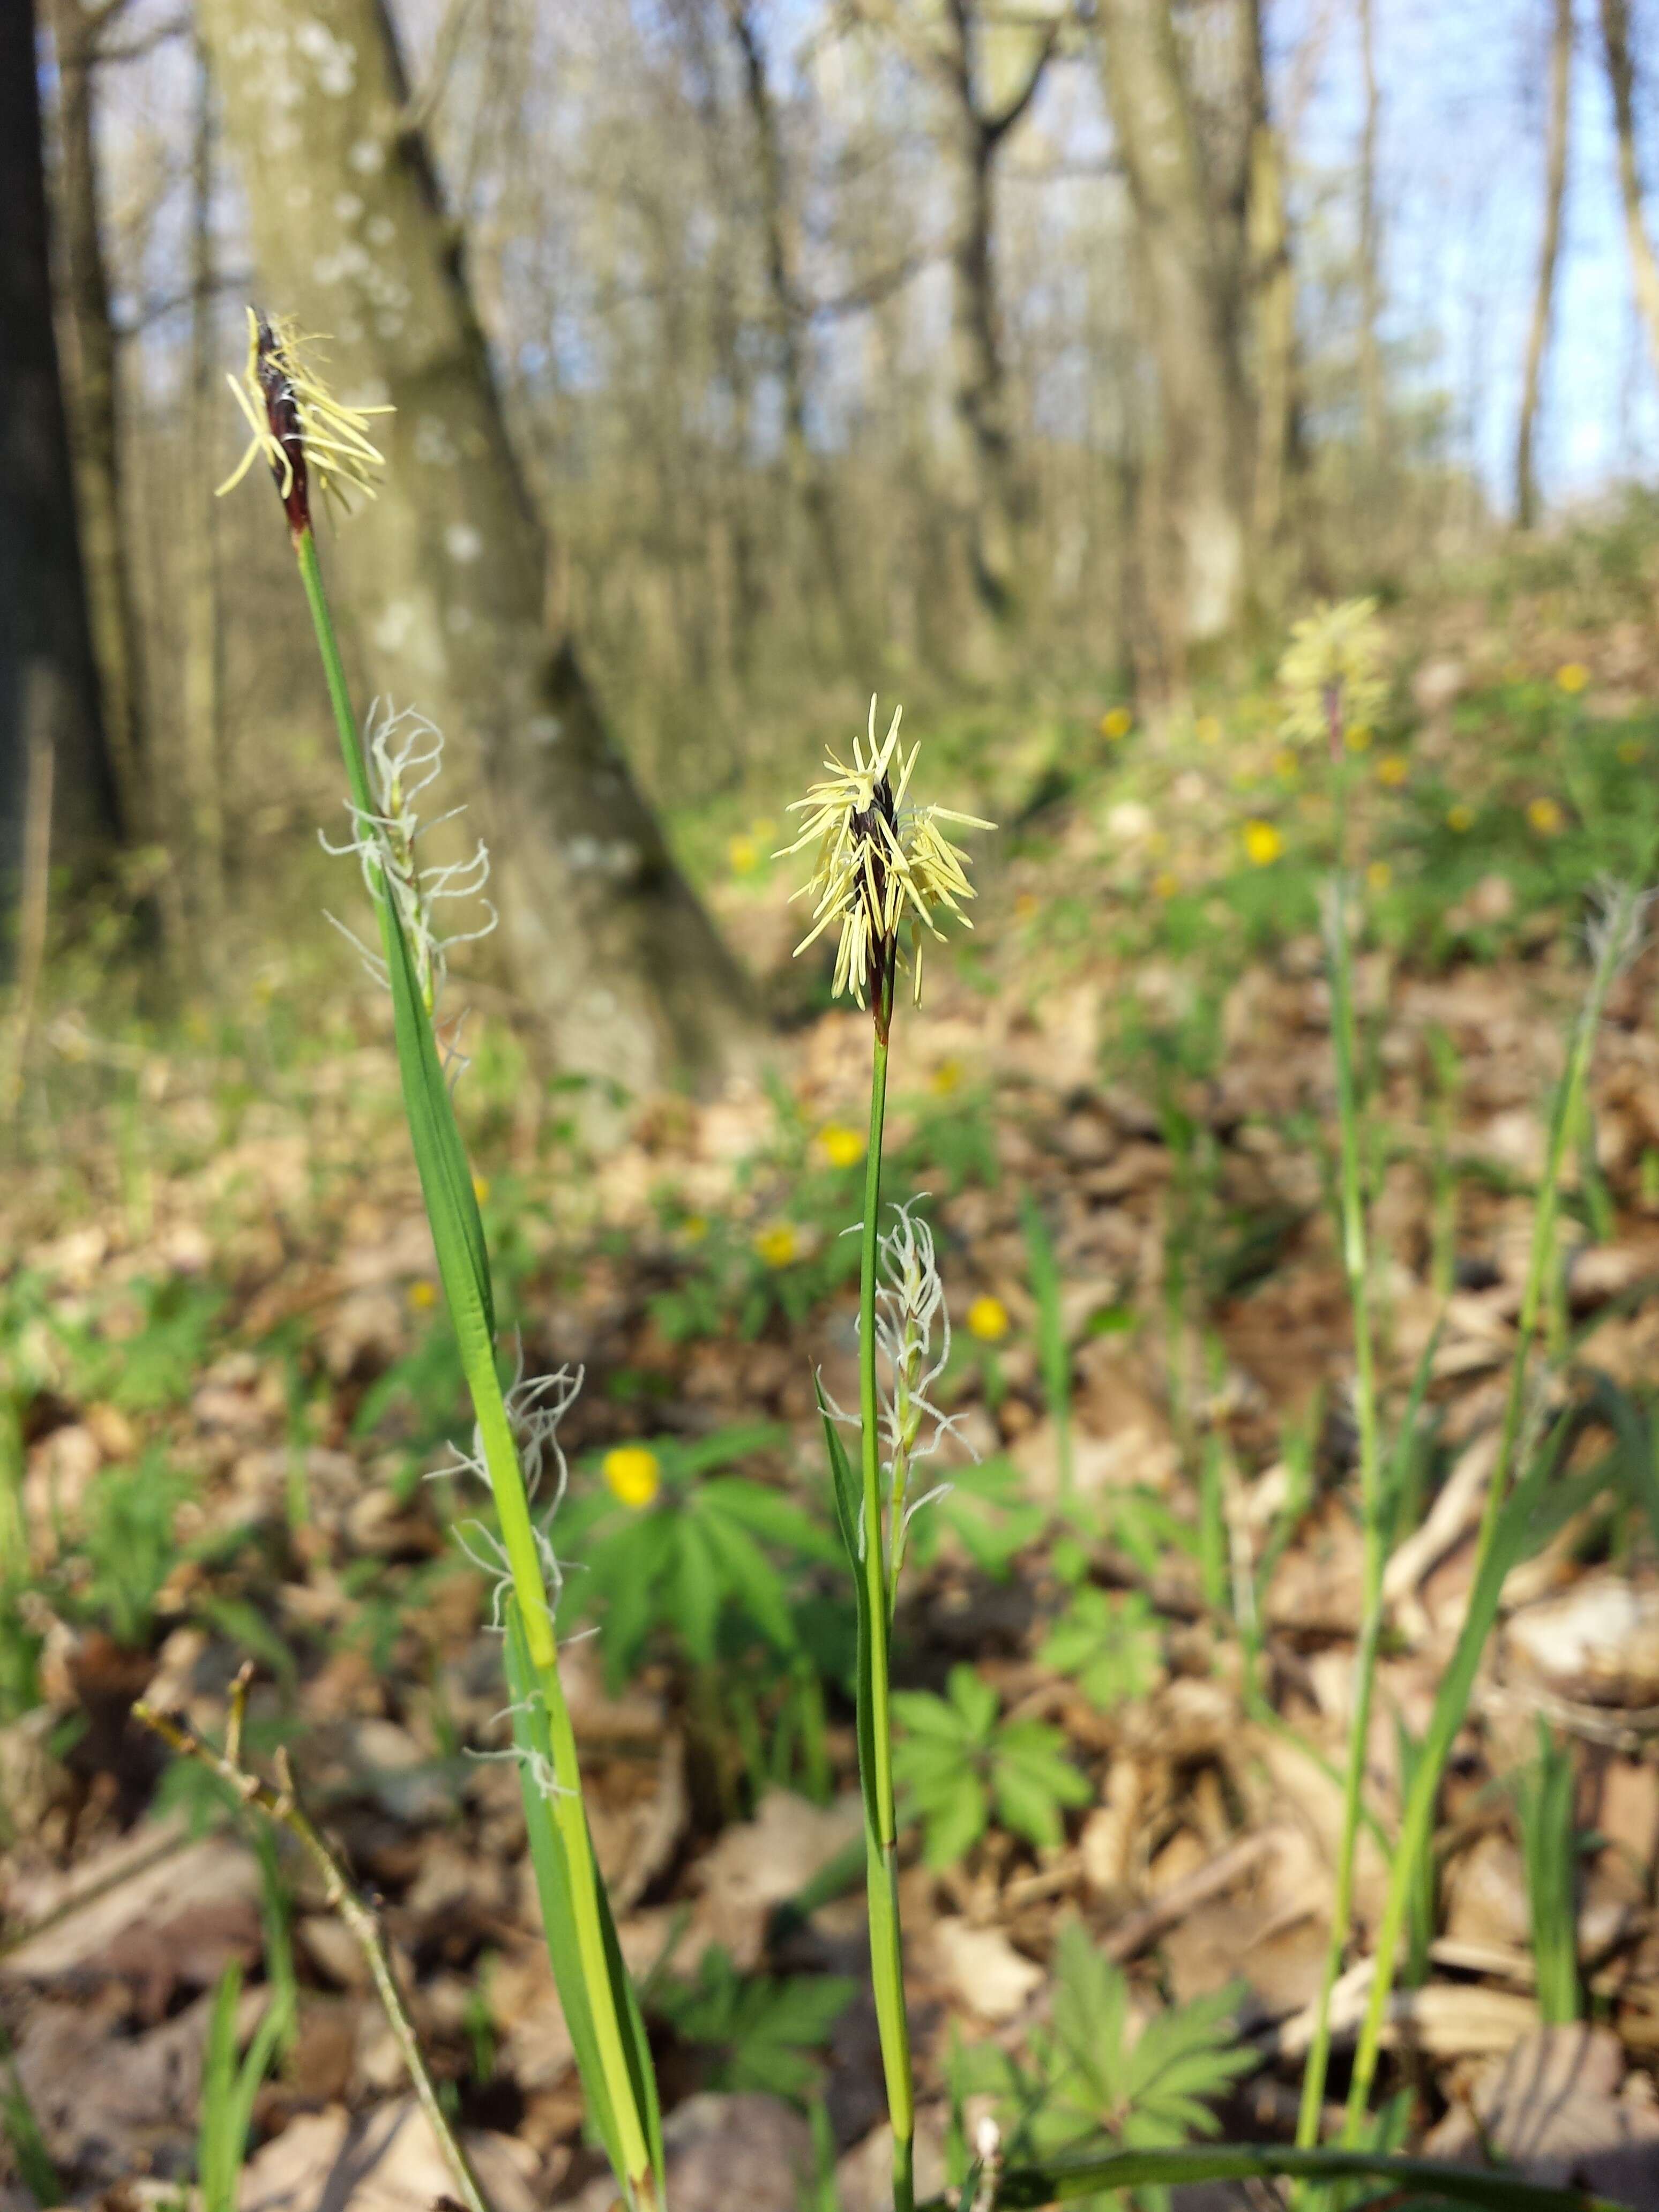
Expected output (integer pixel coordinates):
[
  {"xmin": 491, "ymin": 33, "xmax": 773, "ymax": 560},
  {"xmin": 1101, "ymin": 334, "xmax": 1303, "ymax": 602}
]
[
  {"xmin": 1287, "ymin": 603, "xmax": 1394, "ymax": 2151},
  {"xmin": 217, "ymin": 309, "xmax": 662, "ymax": 2212},
  {"xmin": 780, "ymin": 698, "xmax": 991, "ymax": 2212}
]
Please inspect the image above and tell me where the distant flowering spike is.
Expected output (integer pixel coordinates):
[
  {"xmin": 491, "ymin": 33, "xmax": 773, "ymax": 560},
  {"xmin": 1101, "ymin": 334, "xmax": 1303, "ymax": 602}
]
[
  {"xmin": 779, "ymin": 697, "xmax": 992, "ymax": 1034},
  {"xmin": 1278, "ymin": 597, "xmax": 1386, "ymax": 758},
  {"xmin": 218, "ymin": 307, "xmax": 392, "ymax": 534}
]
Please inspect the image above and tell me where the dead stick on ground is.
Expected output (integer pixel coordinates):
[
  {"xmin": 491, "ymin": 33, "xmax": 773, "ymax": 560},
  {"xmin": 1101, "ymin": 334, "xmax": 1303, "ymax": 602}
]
[{"xmin": 134, "ymin": 1669, "xmax": 494, "ymax": 2212}]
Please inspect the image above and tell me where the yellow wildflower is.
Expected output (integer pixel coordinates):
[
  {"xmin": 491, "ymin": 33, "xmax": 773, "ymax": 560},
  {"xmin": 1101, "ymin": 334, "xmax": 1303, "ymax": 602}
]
[
  {"xmin": 1243, "ymin": 819, "xmax": 1283, "ymax": 866},
  {"xmin": 754, "ymin": 1222, "xmax": 801, "ymax": 1268},
  {"xmin": 1366, "ymin": 860, "xmax": 1392, "ymax": 892},
  {"xmin": 1376, "ymin": 753, "xmax": 1409, "ymax": 788},
  {"xmin": 1527, "ymin": 796, "xmax": 1566, "ymax": 836},
  {"xmin": 728, "ymin": 834, "xmax": 760, "ymax": 876},
  {"xmin": 681, "ymin": 1214, "xmax": 709, "ymax": 1242},
  {"xmin": 779, "ymin": 698, "xmax": 993, "ymax": 1021},
  {"xmin": 218, "ymin": 307, "xmax": 391, "ymax": 529},
  {"xmin": 1195, "ymin": 715, "xmax": 1222, "ymax": 746},
  {"xmin": 967, "ymin": 1294, "xmax": 1010, "ymax": 1342},
  {"xmin": 1344, "ymin": 724, "xmax": 1373, "ymax": 753},
  {"xmin": 1100, "ymin": 706, "xmax": 1134, "ymax": 740},
  {"xmin": 1153, "ymin": 870, "xmax": 1180, "ymax": 899},
  {"xmin": 930, "ymin": 1059, "xmax": 963, "ymax": 1096},
  {"xmin": 408, "ymin": 1279, "xmax": 438, "ymax": 1310},
  {"xmin": 1446, "ymin": 802, "xmax": 1475, "ymax": 833},
  {"xmin": 602, "ymin": 1446, "xmax": 661, "ymax": 1511},
  {"xmin": 1555, "ymin": 662, "xmax": 1590, "ymax": 695},
  {"xmin": 817, "ymin": 1123, "xmax": 866, "ymax": 1169},
  {"xmin": 472, "ymin": 1175, "xmax": 491, "ymax": 1205}
]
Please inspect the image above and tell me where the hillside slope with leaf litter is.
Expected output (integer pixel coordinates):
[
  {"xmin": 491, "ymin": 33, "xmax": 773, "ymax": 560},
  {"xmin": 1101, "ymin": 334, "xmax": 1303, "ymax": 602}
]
[{"xmin": 8, "ymin": 551, "xmax": 1659, "ymax": 2211}]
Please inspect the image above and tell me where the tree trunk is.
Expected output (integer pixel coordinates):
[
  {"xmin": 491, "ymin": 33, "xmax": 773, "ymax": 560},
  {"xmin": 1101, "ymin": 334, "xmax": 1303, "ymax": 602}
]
[
  {"xmin": 45, "ymin": 0, "xmax": 150, "ymax": 824},
  {"xmin": 1, "ymin": 0, "xmax": 122, "ymax": 945},
  {"xmin": 1600, "ymin": 0, "xmax": 1659, "ymax": 384},
  {"xmin": 1240, "ymin": 0, "xmax": 1295, "ymax": 560},
  {"xmin": 947, "ymin": 122, "xmax": 1020, "ymax": 617},
  {"xmin": 195, "ymin": 0, "xmax": 758, "ymax": 1095},
  {"xmin": 936, "ymin": 0, "xmax": 1052, "ymax": 624},
  {"xmin": 722, "ymin": 0, "xmax": 864, "ymax": 666},
  {"xmin": 1516, "ymin": 0, "xmax": 1573, "ymax": 530},
  {"xmin": 181, "ymin": 46, "xmax": 227, "ymax": 951},
  {"xmin": 1096, "ymin": 0, "xmax": 1250, "ymax": 644}
]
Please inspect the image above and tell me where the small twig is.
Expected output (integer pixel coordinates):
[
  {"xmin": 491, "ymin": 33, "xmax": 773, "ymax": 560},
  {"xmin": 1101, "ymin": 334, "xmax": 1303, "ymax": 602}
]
[{"xmin": 134, "ymin": 1682, "xmax": 494, "ymax": 2212}]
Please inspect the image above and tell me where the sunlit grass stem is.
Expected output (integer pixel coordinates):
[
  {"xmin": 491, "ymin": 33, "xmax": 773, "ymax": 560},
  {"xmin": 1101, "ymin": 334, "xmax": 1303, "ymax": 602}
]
[
  {"xmin": 858, "ymin": 1004, "xmax": 917, "ymax": 2212},
  {"xmin": 294, "ymin": 526, "xmax": 656, "ymax": 2210},
  {"xmin": 1295, "ymin": 871, "xmax": 1386, "ymax": 2150},
  {"xmin": 1340, "ymin": 884, "xmax": 1638, "ymax": 2140}
]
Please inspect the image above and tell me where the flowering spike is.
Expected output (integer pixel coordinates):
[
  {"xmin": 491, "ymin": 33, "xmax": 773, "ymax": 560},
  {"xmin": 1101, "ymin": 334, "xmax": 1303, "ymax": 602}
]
[
  {"xmin": 218, "ymin": 307, "xmax": 392, "ymax": 535},
  {"xmin": 780, "ymin": 697, "xmax": 992, "ymax": 1034}
]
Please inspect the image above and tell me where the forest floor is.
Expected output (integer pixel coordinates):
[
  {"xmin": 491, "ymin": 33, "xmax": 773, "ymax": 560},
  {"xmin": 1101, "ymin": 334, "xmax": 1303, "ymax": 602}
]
[{"xmin": 10, "ymin": 523, "xmax": 1659, "ymax": 2212}]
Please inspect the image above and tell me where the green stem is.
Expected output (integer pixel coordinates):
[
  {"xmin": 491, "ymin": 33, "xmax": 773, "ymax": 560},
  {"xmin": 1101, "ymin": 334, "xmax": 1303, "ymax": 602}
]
[
  {"xmin": 860, "ymin": 1021, "xmax": 915, "ymax": 2212},
  {"xmin": 1340, "ymin": 886, "xmax": 1637, "ymax": 2141},
  {"xmin": 1296, "ymin": 873, "xmax": 1385, "ymax": 2153},
  {"xmin": 293, "ymin": 526, "xmax": 654, "ymax": 2208}
]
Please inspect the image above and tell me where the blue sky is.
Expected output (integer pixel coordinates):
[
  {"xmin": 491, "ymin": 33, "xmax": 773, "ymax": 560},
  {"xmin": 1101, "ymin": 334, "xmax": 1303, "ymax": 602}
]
[{"xmin": 1291, "ymin": 0, "xmax": 1659, "ymax": 506}]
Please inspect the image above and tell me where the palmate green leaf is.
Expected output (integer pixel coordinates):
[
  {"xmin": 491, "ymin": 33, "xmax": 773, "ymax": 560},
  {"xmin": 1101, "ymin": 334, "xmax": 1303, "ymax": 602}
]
[
  {"xmin": 696, "ymin": 1499, "xmax": 799, "ymax": 1651},
  {"xmin": 891, "ymin": 1688, "xmax": 975, "ymax": 1743},
  {"xmin": 915, "ymin": 2143, "xmax": 1628, "ymax": 2212},
  {"xmin": 670, "ymin": 1512, "xmax": 723, "ymax": 1667},
  {"xmin": 947, "ymin": 1660, "xmax": 1000, "ymax": 1736},
  {"xmin": 916, "ymin": 1770, "xmax": 989, "ymax": 1867},
  {"xmin": 703, "ymin": 1476, "xmax": 843, "ymax": 1564},
  {"xmin": 1040, "ymin": 1588, "xmax": 1162, "ymax": 1710},
  {"xmin": 671, "ymin": 1425, "xmax": 792, "ymax": 1478}
]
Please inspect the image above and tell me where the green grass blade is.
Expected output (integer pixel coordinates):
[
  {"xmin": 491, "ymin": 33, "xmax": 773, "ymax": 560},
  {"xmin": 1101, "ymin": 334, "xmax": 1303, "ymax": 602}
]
[
  {"xmin": 505, "ymin": 1605, "xmax": 626, "ymax": 2184},
  {"xmin": 919, "ymin": 2142, "xmax": 1625, "ymax": 2212}
]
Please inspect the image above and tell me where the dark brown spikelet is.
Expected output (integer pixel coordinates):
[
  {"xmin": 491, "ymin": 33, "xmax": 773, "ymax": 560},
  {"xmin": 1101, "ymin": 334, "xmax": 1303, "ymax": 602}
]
[{"xmin": 252, "ymin": 311, "xmax": 310, "ymax": 537}]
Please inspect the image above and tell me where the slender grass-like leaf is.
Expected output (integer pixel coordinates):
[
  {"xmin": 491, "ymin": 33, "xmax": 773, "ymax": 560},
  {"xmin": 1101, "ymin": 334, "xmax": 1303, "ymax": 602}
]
[{"xmin": 914, "ymin": 2142, "xmax": 1625, "ymax": 2212}]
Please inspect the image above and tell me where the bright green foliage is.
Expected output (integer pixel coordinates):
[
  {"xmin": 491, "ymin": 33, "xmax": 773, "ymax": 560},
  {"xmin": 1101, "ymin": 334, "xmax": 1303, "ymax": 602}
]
[
  {"xmin": 59, "ymin": 1275, "xmax": 228, "ymax": 1414},
  {"xmin": 961, "ymin": 1923, "xmax": 1253, "ymax": 2209},
  {"xmin": 652, "ymin": 1946, "xmax": 855, "ymax": 2103},
  {"xmin": 892, "ymin": 1663, "xmax": 1090, "ymax": 1866},
  {"xmin": 72, "ymin": 1455, "xmax": 190, "ymax": 1649},
  {"xmin": 197, "ymin": 1963, "xmax": 288, "ymax": 2212},
  {"xmin": 1038, "ymin": 1587, "xmax": 1163, "ymax": 1709},
  {"xmin": 559, "ymin": 1425, "xmax": 839, "ymax": 1690},
  {"xmin": 1515, "ymin": 1718, "xmax": 1581, "ymax": 2026},
  {"xmin": 1, "ymin": 2043, "xmax": 59, "ymax": 2207},
  {"xmin": 907, "ymin": 1456, "xmax": 1045, "ymax": 1579}
]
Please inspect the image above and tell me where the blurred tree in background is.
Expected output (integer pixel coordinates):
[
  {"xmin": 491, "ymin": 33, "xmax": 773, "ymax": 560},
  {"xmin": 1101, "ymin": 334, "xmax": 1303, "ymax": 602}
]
[{"xmin": 15, "ymin": 0, "xmax": 1659, "ymax": 1060}]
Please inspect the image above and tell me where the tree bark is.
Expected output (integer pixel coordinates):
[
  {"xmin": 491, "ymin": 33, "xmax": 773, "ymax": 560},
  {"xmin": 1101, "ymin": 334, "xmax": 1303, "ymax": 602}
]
[
  {"xmin": 722, "ymin": 0, "xmax": 864, "ymax": 664},
  {"xmin": 1, "ymin": 0, "xmax": 123, "ymax": 946},
  {"xmin": 1516, "ymin": 0, "xmax": 1573, "ymax": 530},
  {"xmin": 194, "ymin": 0, "xmax": 758, "ymax": 1095},
  {"xmin": 45, "ymin": 0, "xmax": 151, "ymax": 823},
  {"xmin": 1600, "ymin": 0, "xmax": 1659, "ymax": 385},
  {"xmin": 181, "ymin": 46, "xmax": 227, "ymax": 950},
  {"xmin": 1096, "ymin": 0, "xmax": 1250, "ymax": 644},
  {"xmin": 1241, "ymin": 0, "xmax": 1295, "ymax": 558},
  {"xmin": 937, "ymin": 0, "xmax": 1055, "ymax": 621}
]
